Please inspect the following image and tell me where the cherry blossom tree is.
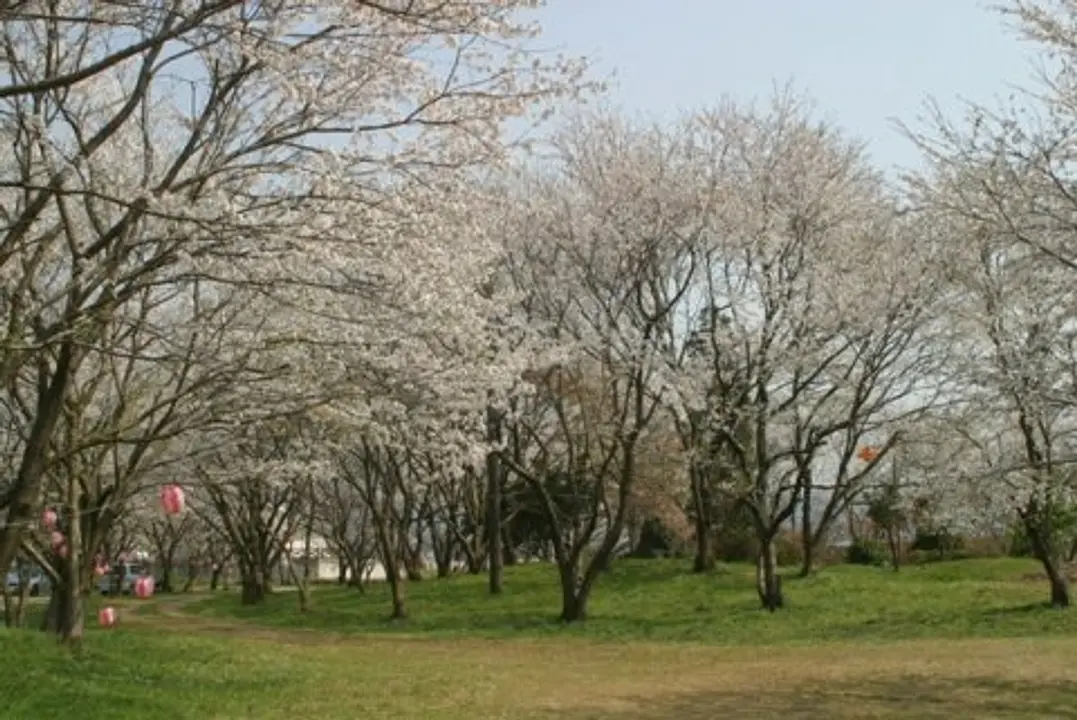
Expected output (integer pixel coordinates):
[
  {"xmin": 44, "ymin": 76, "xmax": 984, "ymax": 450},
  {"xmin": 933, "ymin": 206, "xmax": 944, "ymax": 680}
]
[
  {"xmin": 673, "ymin": 90, "xmax": 943, "ymax": 608},
  {"xmin": 7, "ymin": 279, "xmax": 258, "ymax": 641},
  {"xmin": 494, "ymin": 111, "xmax": 704, "ymax": 622},
  {"xmin": 425, "ymin": 461, "xmax": 484, "ymax": 576},
  {"xmin": 336, "ymin": 439, "xmax": 414, "ymax": 619},
  {"xmin": 193, "ymin": 415, "xmax": 327, "ymax": 605},
  {"xmin": 911, "ymin": 207, "xmax": 1076, "ymax": 605},
  {"xmin": 0, "ymin": 0, "xmax": 591, "ymax": 641},
  {"xmin": 312, "ymin": 473, "xmax": 375, "ymax": 587},
  {"xmin": 0, "ymin": 0, "xmax": 590, "ymax": 611},
  {"xmin": 899, "ymin": 0, "xmax": 1077, "ymax": 607}
]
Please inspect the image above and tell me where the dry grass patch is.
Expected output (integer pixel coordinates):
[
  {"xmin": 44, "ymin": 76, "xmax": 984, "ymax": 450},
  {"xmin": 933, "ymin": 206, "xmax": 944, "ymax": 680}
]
[
  {"xmin": 4, "ymin": 618, "xmax": 1077, "ymax": 718},
  {"xmin": 127, "ymin": 612, "xmax": 1077, "ymax": 718},
  {"xmin": 229, "ymin": 633, "xmax": 1077, "ymax": 718}
]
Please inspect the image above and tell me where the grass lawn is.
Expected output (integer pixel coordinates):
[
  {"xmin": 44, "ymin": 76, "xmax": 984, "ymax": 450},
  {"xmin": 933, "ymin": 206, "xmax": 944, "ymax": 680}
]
[
  {"xmin": 3, "ymin": 557, "xmax": 1077, "ymax": 718},
  {"xmin": 189, "ymin": 556, "xmax": 1077, "ymax": 645}
]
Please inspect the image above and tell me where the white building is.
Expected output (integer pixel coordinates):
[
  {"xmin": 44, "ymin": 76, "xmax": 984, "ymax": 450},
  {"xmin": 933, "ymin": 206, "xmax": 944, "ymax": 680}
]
[{"xmin": 278, "ymin": 533, "xmax": 341, "ymax": 583}]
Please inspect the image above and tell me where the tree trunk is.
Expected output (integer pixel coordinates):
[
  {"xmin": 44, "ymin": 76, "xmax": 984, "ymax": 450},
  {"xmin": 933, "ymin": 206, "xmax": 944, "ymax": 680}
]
[
  {"xmin": 210, "ymin": 564, "xmax": 223, "ymax": 591},
  {"xmin": 403, "ymin": 553, "xmax": 423, "ymax": 582},
  {"xmin": 690, "ymin": 467, "xmax": 715, "ymax": 573},
  {"xmin": 2, "ymin": 576, "xmax": 30, "ymax": 628},
  {"xmin": 560, "ymin": 592, "xmax": 588, "ymax": 623},
  {"xmin": 693, "ymin": 527, "xmax": 715, "ymax": 572},
  {"xmin": 58, "ymin": 474, "xmax": 85, "ymax": 647},
  {"xmin": 293, "ymin": 494, "xmax": 316, "ymax": 613},
  {"xmin": 182, "ymin": 558, "xmax": 199, "ymax": 592},
  {"xmin": 501, "ymin": 525, "xmax": 517, "ymax": 566},
  {"xmin": 1024, "ymin": 515, "xmax": 1071, "ymax": 608},
  {"xmin": 0, "ymin": 343, "xmax": 76, "ymax": 580},
  {"xmin": 60, "ymin": 585, "xmax": 84, "ymax": 647},
  {"xmin": 240, "ymin": 569, "xmax": 268, "ymax": 605},
  {"xmin": 755, "ymin": 539, "xmax": 784, "ymax": 612},
  {"xmin": 403, "ymin": 523, "xmax": 424, "ymax": 582},
  {"xmin": 296, "ymin": 583, "xmax": 310, "ymax": 612},
  {"xmin": 1045, "ymin": 560, "xmax": 1071, "ymax": 608},
  {"xmin": 42, "ymin": 590, "xmax": 61, "ymax": 633},
  {"xmin": 558, "ymin": 567, "xmax": 588, "ymax": 623},
  {"xmin": 372, "ymin": 507, "xmax": 407, "ymax": 619},
  {"xmin": 429, "ymin": 515, "xmax": 455, "ymax": 578},
  {"xmin": 347, "ymin": 557, "xmax": 364, "ymax": 589},
  {"xmin": 798, "ymin": 537, "xmax": 814, "ymax": 578},
  {"xmin": 485, "ymin": 405, "xmax": 504, "ymax": 595},
  {"xmin": 846, "ymin": 505, "xmax": 860, "ymax": 542},
  {"xmin": 389, "ymin": 580, "xmax": 406, "ymax": 619},
  {"xmin": 798, "ymin": 484, "xmax": 814, "ymax": 577},
  {"xmin": 435, "ymin": 553, "xmax": 451, "ymax": 578},
  {"xmin": 42, "ymin": 575, "xmax": 85, "ymax": 647},
  {"xmin": 284, "ymin": 559, "xmax": 311, "ymax": 613},
  {"xmin": 384, "ymin": 556, "xmax": 406, "ymax": 620},
  {"xmin": 886, "ymin": 527, "xmax": 901, "ymax": 572},
  {"xmin": 15, "ymin": 581, "xmax": 28, "ymax": 628},
  {"xmin": 160, "ymin": 559, "xmax": 173, "ymax": 594}
]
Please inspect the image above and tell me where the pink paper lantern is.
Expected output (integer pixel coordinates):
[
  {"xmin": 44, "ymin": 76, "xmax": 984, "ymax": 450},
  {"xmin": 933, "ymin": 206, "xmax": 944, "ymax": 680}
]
[
  {"xmin": 50, "ymin": 531, "xmax": 67, "ymax": 557},
  {"xmin": 41, "ymin": 508, "xmax": 57, "ymax": 530},
  {"xmin": 98, "ymin": 606, "xmax": 117, "ymax": 628},
  {"xmin": 133, "ymin": 575, "xmax": 155, "ymax": 599},
  {"xmin": 160, "ymin": 484, "xmax": 185, "ymax": 515},
  {"xmin": 94, "ymin": 561, "xmax": 110, "ymax": 577}
]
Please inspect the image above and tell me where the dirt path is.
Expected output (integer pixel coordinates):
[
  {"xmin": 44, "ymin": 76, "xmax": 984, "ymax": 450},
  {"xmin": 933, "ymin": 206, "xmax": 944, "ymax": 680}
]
[
  {"xmin": 120, "ymin": 594, "xmax": 371, "ymax": 646},
  {"xmin": 105, "ymin": 594, "xmax": 1077, "ymax": 719}
]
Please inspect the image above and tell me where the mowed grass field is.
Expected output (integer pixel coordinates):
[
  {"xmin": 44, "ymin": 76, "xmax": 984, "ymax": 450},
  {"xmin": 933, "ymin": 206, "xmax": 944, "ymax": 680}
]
[{"xmin": 4, "ymin": 557, "xmax": 1077, "ymax": 718}]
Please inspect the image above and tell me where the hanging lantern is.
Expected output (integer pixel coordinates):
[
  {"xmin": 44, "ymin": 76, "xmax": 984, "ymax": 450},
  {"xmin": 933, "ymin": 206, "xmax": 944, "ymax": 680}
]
[
  {"xmin": 857, "ymin": 445, "xmax": 880, "ymax": 463},
  {"xmin": 133, "ymin": 575, "xmax": 155, "ymax": 599},
  {"xmin": 160, "ymin": 484, "xmax": 185, "ymax": 515},
  {"xmin": 50, "ymin": 531, "xmax": 67, "ymax": 558},
  {"xmin": 41, "ymin": 508, "xmax": 57, "ymax": 530},
  {"xmin": 98, "ymin": 607, "xmax": 117, "ymax": 628},
  {"xmin": 94, "ymin": 558, "xmax": 110, "ymax": 577}
]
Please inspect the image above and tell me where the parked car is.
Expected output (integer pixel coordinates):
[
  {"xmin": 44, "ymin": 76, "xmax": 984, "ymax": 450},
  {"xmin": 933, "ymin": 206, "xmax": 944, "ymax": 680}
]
[
  {"xmin": 5, "ymin": 568, "xmax": 48, "ymax": 596},
  {"xmin": 98, "ymin": 563, "xmax": 147, "ymax": 595}
]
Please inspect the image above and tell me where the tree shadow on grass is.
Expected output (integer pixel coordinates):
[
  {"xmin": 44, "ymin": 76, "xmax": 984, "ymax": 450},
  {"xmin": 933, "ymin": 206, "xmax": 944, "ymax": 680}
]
[
  {"xmin": 368, "ymin": 609, "xmax": 563, "ymax": 635},
  {"xmin": 559, "ymin": 675, "xmax": 1077, "ymax": 720},
  {"xmin": 981, "ymin": 601, "xmax": 1055, "ymax": 616}
]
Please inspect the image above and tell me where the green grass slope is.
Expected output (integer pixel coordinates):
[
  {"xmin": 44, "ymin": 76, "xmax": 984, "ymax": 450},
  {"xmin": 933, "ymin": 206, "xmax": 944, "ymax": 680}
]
[{"xmin": 187, "ymin": 556, "xmax": 1077, "ymax": 645}]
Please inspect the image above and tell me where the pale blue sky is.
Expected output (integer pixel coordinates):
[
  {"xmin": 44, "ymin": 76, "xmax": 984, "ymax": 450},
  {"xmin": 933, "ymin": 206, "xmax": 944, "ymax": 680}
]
[{"xmin": 536, "ymin": 0, "xmax": 1038, "ymax": 174}]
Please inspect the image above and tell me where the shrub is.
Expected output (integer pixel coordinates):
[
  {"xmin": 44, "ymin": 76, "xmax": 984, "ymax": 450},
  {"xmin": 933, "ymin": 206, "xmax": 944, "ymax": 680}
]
[
  {"xmin": 713, "ymin": 529, "xmax": 804, "ymax": 567},
  {"xmin": 817, "ymin": 543, "xmax": 847, "ymax": 566},
  {"xmin": 910, "ymin": 529, "xmax": 965, "ymax": 559},
  {"xmin": 1007, "ymin": 522, "xmax": 1035, "ymax": 558},
  {"xmin": 906, "ymin": 549, "xmax": 933, "ymax": 565},
  {"xmin": 845, "ymin": 538, "xmax": 886, "ymax": 566},
  {"xmin": 715, "ymin": 535, "xmax": 756, "ymax": 563},
  {"xmin": 713, "ymin": 504, "xmax": 758, "ymax": 563},
  {"xmin": 961, "ymin": 535, "xmax": 1008, "ymax": 559},
  {"xmin": 774, "ymin": 530, "xmax": 804, "ymax": 567}
]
